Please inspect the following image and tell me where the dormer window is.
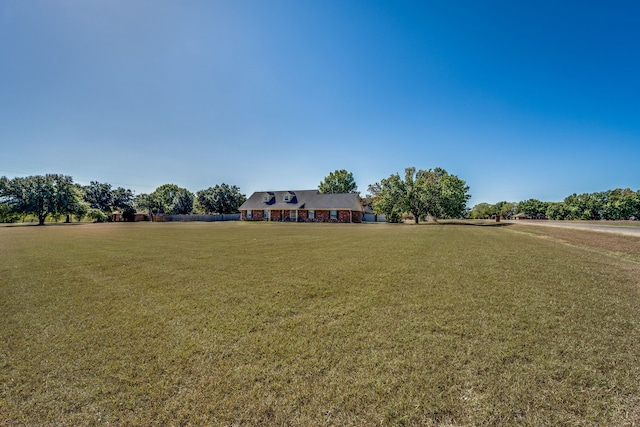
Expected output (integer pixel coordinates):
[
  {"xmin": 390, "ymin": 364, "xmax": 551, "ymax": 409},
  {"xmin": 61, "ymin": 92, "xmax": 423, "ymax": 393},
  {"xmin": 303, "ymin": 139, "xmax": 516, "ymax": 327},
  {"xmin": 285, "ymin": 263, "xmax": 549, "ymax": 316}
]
[
  {"xmin": 283, "ymin": 191, "xmax": 295, "ymax": 202},
  {"xmin": 263, "ymin": 192, "xmax": 274, "ymax": 203}
]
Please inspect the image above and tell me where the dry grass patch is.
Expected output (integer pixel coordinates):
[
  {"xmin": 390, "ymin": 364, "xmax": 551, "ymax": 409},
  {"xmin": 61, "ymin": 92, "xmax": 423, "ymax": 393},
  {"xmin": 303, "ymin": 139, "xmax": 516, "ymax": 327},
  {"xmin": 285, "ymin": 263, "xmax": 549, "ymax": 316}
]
[
  {"xmin": 512, "ymin": 223, "xmax": 640, "ymax": 263},
  {"xmin": 1, "ymin": 222, "xmax": 639, "ymax": 425}
]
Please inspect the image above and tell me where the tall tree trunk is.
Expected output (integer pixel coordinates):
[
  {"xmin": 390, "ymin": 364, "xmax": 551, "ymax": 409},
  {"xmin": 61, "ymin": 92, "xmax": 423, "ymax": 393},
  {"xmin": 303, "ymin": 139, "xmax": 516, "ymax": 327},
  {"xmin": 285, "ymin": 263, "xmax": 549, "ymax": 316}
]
[{"xmin": 38, "ymin": 214, "xmax": 46, "ymax": 226}]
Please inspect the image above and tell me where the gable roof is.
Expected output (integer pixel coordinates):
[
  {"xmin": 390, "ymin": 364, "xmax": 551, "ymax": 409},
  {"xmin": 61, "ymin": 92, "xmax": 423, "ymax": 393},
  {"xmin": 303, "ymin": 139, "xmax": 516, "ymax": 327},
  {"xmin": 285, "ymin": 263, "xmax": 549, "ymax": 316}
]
[{"xmin": 240, "ymin": 190, "xmax": 362, "ymax": 212}]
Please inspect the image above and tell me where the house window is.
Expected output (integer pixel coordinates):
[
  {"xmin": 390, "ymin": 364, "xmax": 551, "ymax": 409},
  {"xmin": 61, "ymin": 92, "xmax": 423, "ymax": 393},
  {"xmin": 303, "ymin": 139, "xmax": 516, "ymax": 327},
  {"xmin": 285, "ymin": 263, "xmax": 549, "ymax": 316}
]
[
  {"xmin": 290, "ymin": 210, "xmax": 297, "ymax": 221},
  {"xmin": 246, "ymin": 210, "xmax": 252, "ymax": 219},
  {"xmin": 308, "ymin": 210, "xmax": 315, "ymax": 219},
  {"xmin": 263, "ymin": 196, "xmax": 269, "ymax": 202},
  {"xmin": 264, "ymin": 210, "xmax": 269, "ymax": 220},
  {"xmin": 283, "ymin": 194, "xmax": 290, "ymax": 202},
  {"xmin": 330, "ymin": 210, "xmax": 337, "ymax": 219}
]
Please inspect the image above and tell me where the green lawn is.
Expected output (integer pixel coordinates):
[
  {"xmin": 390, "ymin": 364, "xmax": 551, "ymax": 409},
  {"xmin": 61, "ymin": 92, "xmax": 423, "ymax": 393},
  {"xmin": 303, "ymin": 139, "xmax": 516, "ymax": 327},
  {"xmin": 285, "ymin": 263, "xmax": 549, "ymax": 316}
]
[{"xmin": 1, "ymin": 221, "xmax": 639, "ymax": 425}]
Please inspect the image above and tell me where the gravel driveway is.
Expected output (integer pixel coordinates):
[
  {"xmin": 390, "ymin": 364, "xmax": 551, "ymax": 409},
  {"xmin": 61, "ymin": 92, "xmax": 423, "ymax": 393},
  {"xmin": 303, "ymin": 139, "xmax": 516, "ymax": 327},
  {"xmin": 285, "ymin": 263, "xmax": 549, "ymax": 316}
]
[{"xmin": 506, "ymin": 220, "xmax": 640, "ymax": 237}]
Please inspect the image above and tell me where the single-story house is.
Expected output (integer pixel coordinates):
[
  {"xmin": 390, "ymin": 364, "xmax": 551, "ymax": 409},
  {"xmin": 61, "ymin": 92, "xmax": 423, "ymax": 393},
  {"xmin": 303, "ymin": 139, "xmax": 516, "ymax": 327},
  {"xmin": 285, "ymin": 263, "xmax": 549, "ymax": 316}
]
[
  {"xmin": 239, "ymin": 190, "xmax": 363, "ymax": 223},
  {"xmin": 112, "ymin": 212, "xmax": 151, "ymax": 222},
  {"xmin": 513, "ymin": 212, "xmax": 547, "ymax": 220}
]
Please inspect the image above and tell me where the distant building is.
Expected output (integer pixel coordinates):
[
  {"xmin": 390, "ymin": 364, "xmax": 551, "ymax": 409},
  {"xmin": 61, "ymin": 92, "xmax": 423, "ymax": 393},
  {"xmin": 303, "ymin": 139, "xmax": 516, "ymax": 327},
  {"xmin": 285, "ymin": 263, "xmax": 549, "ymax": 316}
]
[
  {"xmin": 112, "ymin": 212, "xmax": 151, "ymax": 222},
  {"xmin": 362, "ymin": 206, "xmax": 387, "ymax": 222}
]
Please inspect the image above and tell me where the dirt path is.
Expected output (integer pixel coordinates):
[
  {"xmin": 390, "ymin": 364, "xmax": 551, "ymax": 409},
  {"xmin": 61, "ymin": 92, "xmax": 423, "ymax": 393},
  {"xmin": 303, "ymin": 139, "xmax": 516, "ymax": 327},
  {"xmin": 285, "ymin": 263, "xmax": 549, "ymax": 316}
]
[{"xmin": 506, "ymin": 220, "xmax": 640, "ymax": 237}]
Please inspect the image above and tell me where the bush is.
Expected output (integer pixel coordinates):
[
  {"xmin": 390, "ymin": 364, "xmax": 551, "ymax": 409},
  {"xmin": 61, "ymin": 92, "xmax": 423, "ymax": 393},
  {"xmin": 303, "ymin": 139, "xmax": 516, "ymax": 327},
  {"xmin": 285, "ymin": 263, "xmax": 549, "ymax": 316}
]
[{"xmin": 87, "ymin": 208, "xmax": 109, "ymax": 223}]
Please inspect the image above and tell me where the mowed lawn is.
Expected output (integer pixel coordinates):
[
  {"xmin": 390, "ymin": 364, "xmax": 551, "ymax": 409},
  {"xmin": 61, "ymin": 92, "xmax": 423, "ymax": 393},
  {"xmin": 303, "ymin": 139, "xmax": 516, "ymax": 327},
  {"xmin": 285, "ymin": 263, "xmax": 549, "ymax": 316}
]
[{"xmin": 1, "ymin": 221, "xmax": 639, "ymax": 426}]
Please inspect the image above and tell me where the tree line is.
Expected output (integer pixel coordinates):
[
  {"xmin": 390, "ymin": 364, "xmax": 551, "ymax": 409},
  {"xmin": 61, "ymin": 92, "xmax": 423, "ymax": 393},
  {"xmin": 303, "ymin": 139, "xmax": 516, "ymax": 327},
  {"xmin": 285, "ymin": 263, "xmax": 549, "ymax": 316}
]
[
  {"xmin": 134, "ymin": 183, "xmax": 246, "ymax": 219},
  {"xmin": 1, "ymin": 167, "xmax": 471, "ymax": 225},
  {"xmin": 0, "ymin": 175, "xmax": 246, "ymax": 225},
  {"xmin": 468, "ymin": 188, "xmax": 640, "ymax": 220},
  {"xmin": 7, "ymin": 168, "xmax": 635, "ymax": 226}
]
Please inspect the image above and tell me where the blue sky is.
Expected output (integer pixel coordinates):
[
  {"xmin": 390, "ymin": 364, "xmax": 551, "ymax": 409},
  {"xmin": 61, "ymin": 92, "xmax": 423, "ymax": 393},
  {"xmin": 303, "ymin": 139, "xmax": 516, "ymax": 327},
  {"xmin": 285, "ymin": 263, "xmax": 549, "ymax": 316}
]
[{"xmin": 1, "ymin": 1, "xmax": 638, "ymax": 205}]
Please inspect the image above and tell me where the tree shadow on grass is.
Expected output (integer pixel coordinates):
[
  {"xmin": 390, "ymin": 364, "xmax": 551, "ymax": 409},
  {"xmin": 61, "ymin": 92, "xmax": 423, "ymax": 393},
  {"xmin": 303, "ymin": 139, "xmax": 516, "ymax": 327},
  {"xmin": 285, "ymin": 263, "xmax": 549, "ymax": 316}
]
[
  {"xmin": 0, "ymin": 221, "xmax": 98, "ymax": 228},
  {"xmin": 416, "ymin": 220, "xmax": 514, "ymax": 227}
]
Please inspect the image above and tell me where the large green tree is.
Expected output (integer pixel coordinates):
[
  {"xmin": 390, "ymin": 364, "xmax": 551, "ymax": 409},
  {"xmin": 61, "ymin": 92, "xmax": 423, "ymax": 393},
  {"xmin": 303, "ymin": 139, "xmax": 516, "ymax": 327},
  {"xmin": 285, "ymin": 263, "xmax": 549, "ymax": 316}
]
[
  {"xmin": 0, "ymin": 174, "xmax": 81, "ymax": 225},
  {"xmin": 560, "ymin": 194, "xmax": 596, "ymax": 220},
  {"xmin": 319, "ymin": 169, "xmax": 358, "ymax": 194},
  {"xmin": 368, "ymin": 179, "xmax": 404, "ymax": 223},
  {"xmin": 468, "ymin": 202, "xmax": 496, "ymax": 219},
  {"xmin": 546, "ymin": 202, "xmax": 569, "ymax": 220},
  {"xmin": 599, "ymin": 188, "xmax": 639, "ymax": 220},
  {"xmin": 196, "ymin": 184, "xmax": 246, "ymax": 214},
  {"xmin": 468, "ymin": 201, "xmax": 518, "ymax": 220},
  {"xmin": 152, "ymin": 184, "xmax": 181, "ymax": 214},
  {"xmin": 83, "ymin": 181, "xmax": 135, "ymax": 221},
  {"xmin": 371, "ymin": 167, "xmax": 470, "ymax": 224},
  {"xmin": 517, "ymin": 199, "xmax": 549, "ymax": 218},
  {"xmin": 141, "ymin": 184, "xmax": 194, "ymax": 215},
  {"xmin": 171, "ymin": 188, "xmax": 194, "ymax": 215},
  {"xmin": 83, "ymin": 181, "xmax": 114, "ymax": 213}
]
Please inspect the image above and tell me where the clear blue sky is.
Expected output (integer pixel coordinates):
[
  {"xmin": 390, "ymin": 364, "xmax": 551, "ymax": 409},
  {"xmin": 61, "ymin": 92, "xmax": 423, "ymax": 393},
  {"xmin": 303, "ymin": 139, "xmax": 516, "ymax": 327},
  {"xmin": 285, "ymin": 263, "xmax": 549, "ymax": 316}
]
[{"xmin": 1, "ymin": 1, "xmax": 638, "ymax": 205}]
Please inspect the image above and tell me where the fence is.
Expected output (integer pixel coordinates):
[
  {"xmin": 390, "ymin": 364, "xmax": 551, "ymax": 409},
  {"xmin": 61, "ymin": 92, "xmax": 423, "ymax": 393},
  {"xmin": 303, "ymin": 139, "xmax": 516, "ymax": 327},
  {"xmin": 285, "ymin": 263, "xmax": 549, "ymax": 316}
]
[{"xmin": 163, "ymin": 214, "xmax": 240, "ymax": 222}]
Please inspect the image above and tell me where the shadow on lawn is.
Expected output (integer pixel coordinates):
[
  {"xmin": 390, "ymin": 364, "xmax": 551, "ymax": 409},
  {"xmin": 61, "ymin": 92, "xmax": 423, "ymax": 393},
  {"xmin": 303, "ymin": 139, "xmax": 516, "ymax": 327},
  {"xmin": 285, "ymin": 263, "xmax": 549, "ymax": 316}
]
[
  {"xmin": 0, "ymin": 221, "xmax": 96, "ymax": 228},
  {"xmin": 417, "ymin": 220, "xmax": 514, "ymax": 227}
]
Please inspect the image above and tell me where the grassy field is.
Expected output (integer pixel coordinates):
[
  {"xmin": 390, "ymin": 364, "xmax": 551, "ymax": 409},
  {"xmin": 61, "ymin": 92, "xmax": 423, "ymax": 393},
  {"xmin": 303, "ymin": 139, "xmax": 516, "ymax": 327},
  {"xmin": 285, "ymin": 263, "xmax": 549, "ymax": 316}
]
[{"xmin": 1, "ymin": 221, "xmax": 639, "ymax": 426}]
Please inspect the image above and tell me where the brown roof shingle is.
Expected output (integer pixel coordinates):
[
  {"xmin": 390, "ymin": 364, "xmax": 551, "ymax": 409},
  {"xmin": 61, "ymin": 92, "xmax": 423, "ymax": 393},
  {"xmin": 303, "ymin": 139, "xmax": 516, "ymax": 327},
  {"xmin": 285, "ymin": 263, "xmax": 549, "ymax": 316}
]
[{"xmin": 239, "ymin": 190, "xmax": 362, "ymax": 211}]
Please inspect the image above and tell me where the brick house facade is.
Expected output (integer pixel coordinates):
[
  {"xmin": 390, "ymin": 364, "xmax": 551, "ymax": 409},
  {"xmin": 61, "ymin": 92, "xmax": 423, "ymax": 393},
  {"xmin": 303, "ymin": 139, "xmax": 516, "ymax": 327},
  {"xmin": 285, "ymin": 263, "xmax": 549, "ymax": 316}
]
[{"xmin": 239, "ymin": 190, "xmax": 363, "ymax": 223}]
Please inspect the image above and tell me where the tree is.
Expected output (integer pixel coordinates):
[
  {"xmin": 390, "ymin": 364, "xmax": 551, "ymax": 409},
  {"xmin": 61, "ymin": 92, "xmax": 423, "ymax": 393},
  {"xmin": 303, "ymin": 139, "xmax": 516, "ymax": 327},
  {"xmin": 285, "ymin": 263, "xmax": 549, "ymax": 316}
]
[
  {"xmin": 468, "ymin": 201, "xmax": 517, "ymax": 220},
  {"xmin": 368, "ymin": 180, "xmax": 404, "ymax": 223},
  {"xmin": 546, "ymin": 202, "xmax": 569, "ymax": 220},
  {"xmin": 562, "ymin": 193, "xmax": 598, "ymax": 220},
  {"xmin": 517, "ymin": 199, "xmax": 549, "ymax": 218},
  {"xmin": 495, "ymin": 201, "xmax": 517, "ymax": 220},
  {"xmin": 359, "ymin": 193, "xmax": 374, "ymax": 212},
  {"xmin": 599, "ymin": 188, "xmax": 640, "ymax": 220},
  {"xmin": 1, "ymin": 174, "xmax": 80, "ymax": 225},
  {"xmin": 557, "ymin": 189, "xmax": 640, "ymax": 221},
  {"xmin": 319, "ymin": 169, "xmax": 358, "ymax": 194},
  {"xmin": 111, "ymin": 187, "xmax": 136, "ymax": 220},
  {"xmin": 140, "ymin": 184, "xmax": 195, "ymax": 215},
  {"xmin": 144, "ymin": 184, "xmax": 192, "ymax": 215},
  {"xmin": 0, "ymin": 177, "xmax": 20, "ymax": 223},
  {"xmin": 83, "ymin": 181, "xmax": 114, "ymax": 213},
  {"xmin": 468, "ymin": 202, "xmax": 496, "ymax": 219},
  {"xmin": 82, "ymin": 181, "xmax": 135, "ymax": 221},
  {"xmin": 0, "ymin": 202, "xmax": 21, "ymax": 223},
  {"xmin": 87, "ymin": 208, "xmax": 109, "ymax": 223},
  {"xmin": 370, "ymin": 167, "xmax": 470, "ymax": 224},
  {"xmin": 71, "ymin": 195, "xmax": 90, "ymax": 222},
  {"xmin": 134, "ymin": 193, "xmax": 157, "ymax": 218},
  {"xmin": 171, "ymin": 188, "xmax": 194, "ymax": 215},
  {"xmin": 152, "ymin": 184, "xmax": 180, "ymax": 214},
  {"xmin": 196, "ymin": 183, "xmax": 246, "ymax": 214},
  {"xmin": 420, "ymin": 168, "xmax": 470, "ymax": 221},
  {"xmin": 60, "ymin": 184, "xmax": 88, "ymax": 223}
]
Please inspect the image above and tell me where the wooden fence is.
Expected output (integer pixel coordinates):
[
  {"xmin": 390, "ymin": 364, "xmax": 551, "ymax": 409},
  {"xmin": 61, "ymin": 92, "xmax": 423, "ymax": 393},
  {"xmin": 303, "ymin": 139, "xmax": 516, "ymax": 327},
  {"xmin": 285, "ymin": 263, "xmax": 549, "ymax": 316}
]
[{"xmin": 163, "ymin": 214, "xmax": 240, "ymax": 222}]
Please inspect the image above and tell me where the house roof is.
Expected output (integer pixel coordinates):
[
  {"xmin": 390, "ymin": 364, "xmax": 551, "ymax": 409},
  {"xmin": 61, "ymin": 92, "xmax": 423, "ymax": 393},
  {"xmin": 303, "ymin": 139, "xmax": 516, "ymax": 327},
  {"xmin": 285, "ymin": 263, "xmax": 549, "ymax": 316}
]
[{"xmin": 239, "ymin": 190, "xmax": 363, "ymax": 211}]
